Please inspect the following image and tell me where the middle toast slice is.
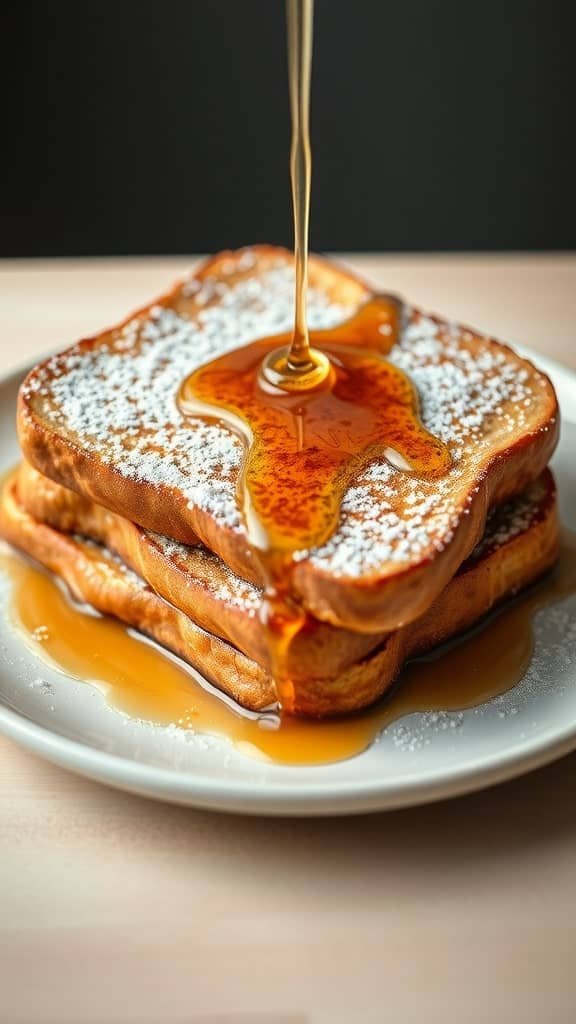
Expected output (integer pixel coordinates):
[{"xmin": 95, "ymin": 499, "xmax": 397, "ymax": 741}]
[{"xmin": 17, "ymin": 462, "xmax": 558, "ymax": 693}]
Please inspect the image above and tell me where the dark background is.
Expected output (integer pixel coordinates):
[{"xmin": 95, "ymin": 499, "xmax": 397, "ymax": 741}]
[{"xmin": 2, "ymin": 1, "xmax": 573, "ymax": 257}]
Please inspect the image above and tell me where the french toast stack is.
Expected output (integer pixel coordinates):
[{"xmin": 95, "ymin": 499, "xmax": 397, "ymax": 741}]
[{"xmin": 1, "ymin": 247, "xmax": 560, "ymax": 717}]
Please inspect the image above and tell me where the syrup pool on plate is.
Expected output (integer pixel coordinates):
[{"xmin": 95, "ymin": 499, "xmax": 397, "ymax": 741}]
[{"xmin": 2, "ymin": 531, "xmax": 575, "ymax": 766}]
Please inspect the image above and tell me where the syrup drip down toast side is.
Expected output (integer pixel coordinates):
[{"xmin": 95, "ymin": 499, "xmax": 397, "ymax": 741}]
[{"xmin": 0, "ymin": 467, "xmax": 559, "ymax": 717}]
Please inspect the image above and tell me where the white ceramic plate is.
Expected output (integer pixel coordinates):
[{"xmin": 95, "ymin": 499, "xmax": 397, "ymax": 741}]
[{"xmin": 1, "ymin": 350, "xmax": 575, "ymax": 816}]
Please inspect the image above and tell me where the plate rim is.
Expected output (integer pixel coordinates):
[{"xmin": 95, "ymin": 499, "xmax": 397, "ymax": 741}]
[
  {"xmin": 3, "ymin": 698, "xmax": 576, "ymax": 815},
  {"xmin": 1, "ymin": 350, "xmax": 576, "ymax": 815}
]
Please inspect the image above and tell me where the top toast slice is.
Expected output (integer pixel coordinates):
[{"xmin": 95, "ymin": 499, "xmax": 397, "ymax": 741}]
[{"xmin": 18, "ymin": 246, "xmax": 559, "ymax": 632}]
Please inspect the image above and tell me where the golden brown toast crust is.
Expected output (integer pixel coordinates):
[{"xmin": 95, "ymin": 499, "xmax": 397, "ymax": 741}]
[
  {"xmin": 0, "ymin": 470, "xmax": 559, "ymax": 717},
  {"xmin": 18, "ymin": 246, "xmax": 559, "ymax": 632}
]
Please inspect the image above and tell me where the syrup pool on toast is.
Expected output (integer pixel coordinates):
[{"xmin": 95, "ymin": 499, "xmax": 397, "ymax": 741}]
[{"xmin": 177, "ymin": 0, "xmax": 451, "ymax": 709}]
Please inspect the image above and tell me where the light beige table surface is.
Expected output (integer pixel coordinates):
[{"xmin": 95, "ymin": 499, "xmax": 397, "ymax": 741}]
[{"xmin": 1, "ymin": 254, "xmax": 575, "ymax": 1024}]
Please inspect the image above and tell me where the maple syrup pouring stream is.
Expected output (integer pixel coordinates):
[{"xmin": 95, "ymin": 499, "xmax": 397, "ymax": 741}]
[
  {"xmin": 286, "ymin": 0, "xmax": 313, "ymax": 370},
  {"xmin": 261, "ymin": 0, "xmax": 330, "ymax": 390}
]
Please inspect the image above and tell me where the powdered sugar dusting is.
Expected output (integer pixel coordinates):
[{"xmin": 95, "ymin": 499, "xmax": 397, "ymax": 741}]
[
  {"xmin": 26, "ymin": 254, "xmax": 549, "ymax": 578},
  {"xmin": 469, "ymin": 480, "xmax": 547, "ymax": 562},
  {"xmin": 151, "ymin": 532, "xmax": 260, "ymax": 614},
  {"xmin": 75, "ymin": 536, "xmax": 149, "ymax": 591}
]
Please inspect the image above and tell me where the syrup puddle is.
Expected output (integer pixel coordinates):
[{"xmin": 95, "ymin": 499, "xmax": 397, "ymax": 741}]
[{"xmin": 1, "ymin": 532, "xmax": 575, "ymax": 766}]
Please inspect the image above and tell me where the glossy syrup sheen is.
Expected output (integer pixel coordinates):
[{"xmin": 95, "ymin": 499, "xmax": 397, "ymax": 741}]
[
  {"xmin": 2, "ymin": 533, "xmax": 575, "ymax": 766},
  {"xmin": 179, "ymin": 298, "xmax": 451, "ymax": 556}
]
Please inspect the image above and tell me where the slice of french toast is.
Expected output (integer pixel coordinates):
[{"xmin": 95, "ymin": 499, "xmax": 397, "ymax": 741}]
[
  {"xmin": 0, "ymin": 468, "xmax": 559, "ymax": 717},
  {"xmin": 18, "ymin": 246, "xmax": 558, "ymax": 632}
]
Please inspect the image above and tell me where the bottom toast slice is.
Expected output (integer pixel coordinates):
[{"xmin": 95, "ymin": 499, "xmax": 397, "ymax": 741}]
[{"xmin": 0, "ymin": 470, "xmax": 559, "ymax": 717}]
